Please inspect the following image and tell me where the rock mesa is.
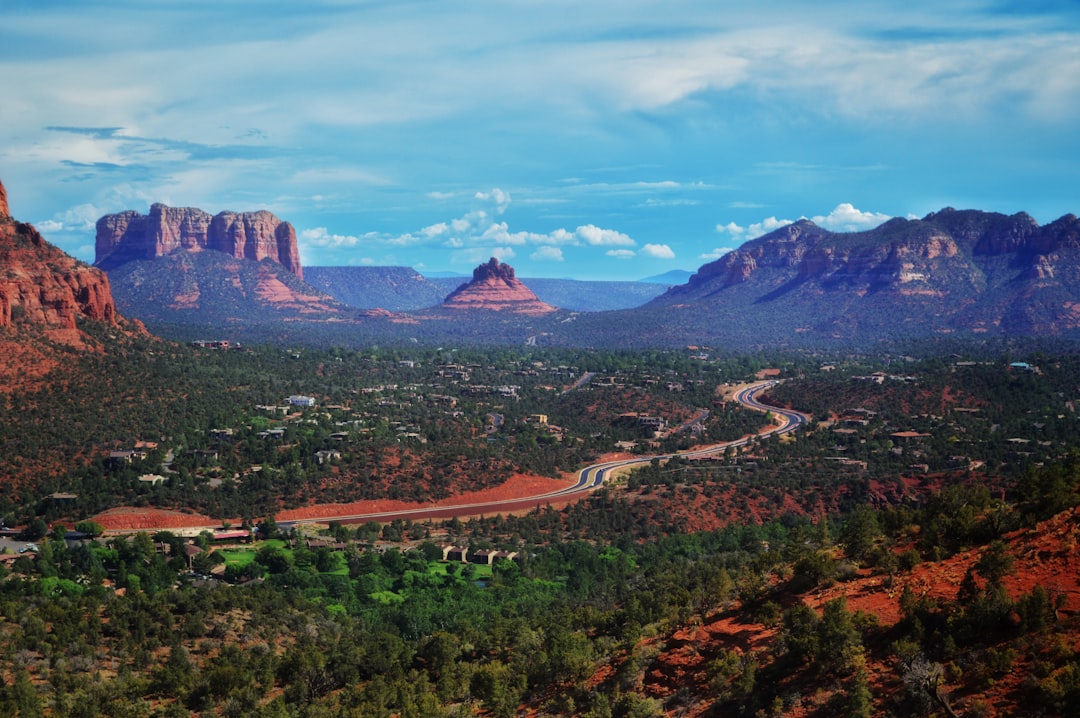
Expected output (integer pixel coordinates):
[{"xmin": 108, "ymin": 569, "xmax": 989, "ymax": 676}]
[{"xmin": 96, "ymin": 203, "xmax": 303, "ymax": 279}]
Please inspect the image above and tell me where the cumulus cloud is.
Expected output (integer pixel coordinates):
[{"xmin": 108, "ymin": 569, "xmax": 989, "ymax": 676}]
[
  {"xmin": 300, "ymin": 227, "xmax": 362, "ymax": 248},
  {"xmin": 298, "ymin": 188, "xmax": 639, "ymax": 268},
  {"xmin": 642, "ymin": 243, "xmax": 675, "ymax": 259},
  {"xmin": 453, "ymin": 246, "xmax": 516, "ymax": 265},
  {"xmin": 716, "ymin": 216, "xmax": 795, "ymax": 240},
  {"xmin": 716, "ymin": 203, "xmax": 891, "ymax": 240},
  {"xmin": 474, "ymin": 188, "xmax": 511, "ymax": 213},
  {"xmin": 606, "ymin": 249, "xmax": 636, "ymax": 259},
  {"xmin": 378, "ymin": 189, "xmax": 636, "ymax": 255},
  {"xmin": 39, "ymin": 203, "xmax": 107, "ymax": 233},
  {"xmin": 531, "ymin": 246, "xmax": 564, "ymax": 261},
  {"xmin": 577, "ymin": 224, "xmax": 636, "ymax": 246},
  {"xmin": 699, "ymin": 246, "xmax": 736, "ymax": 260},
  {"xmin": 812, "ymin": 203, "xmax": 891, "ymax": 232}
]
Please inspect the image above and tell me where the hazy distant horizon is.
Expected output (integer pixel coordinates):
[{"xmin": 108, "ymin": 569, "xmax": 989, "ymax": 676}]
[{"xmin": 3, "ymin": 1, "xmax": 1078, "ymax": 281}]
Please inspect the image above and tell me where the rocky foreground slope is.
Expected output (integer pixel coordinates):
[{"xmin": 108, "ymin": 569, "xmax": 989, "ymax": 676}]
[{"xmin": 0, "ymin": 179, "xmax": 121, "ymax": 338}]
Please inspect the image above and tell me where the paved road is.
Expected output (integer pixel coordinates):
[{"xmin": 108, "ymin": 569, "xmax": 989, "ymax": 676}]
[{"xmin": 281, "ymin": 380, "xmax": 808, "ymax": 528}]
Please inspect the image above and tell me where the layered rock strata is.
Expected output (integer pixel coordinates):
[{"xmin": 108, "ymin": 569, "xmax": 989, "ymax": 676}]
[
  {"xmin": 443, "ymin": 258, "xmax": 556, "ymax": 314},
  {"xmin": 96, "ymin": 203, "xmax": 303, "ymax": 279},
  {"xmin": 0, "ymin": 179, "xmax": 119, "ymax": 333}
]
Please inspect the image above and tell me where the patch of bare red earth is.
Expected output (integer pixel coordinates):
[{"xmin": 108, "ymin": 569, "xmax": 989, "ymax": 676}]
[
  {"xmin": 92, "ymin": 472, "xmax": 578, "ymax": 531},
  {"xmin": 624, "ymin": 506, "xmax": 1080, "ymax": 716}
]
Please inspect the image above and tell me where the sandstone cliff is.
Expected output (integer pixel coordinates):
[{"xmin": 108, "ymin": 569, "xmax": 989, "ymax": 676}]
[
  {"xmin": 96, "ymin": 203, "xmax": 303, "ymax": 279},
  {"xmin": 654, "ymin": 207, "xmax": 1080, "ymax": 340},
  {"xmin": 0, "ymin": 179, "xmax": 121, "ymax": 338},
  {"xmin": 442, "ymin": 258, "xmax": 557, "ymax": 314}
]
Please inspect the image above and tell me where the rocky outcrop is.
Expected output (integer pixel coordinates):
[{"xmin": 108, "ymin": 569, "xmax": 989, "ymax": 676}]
[
  {"xmin": 654, "ymin": 207, "xmax": 1080, "ymax": 341},
  {"xmin": 106, "ymin": 250, "xmax": 346, "ymax": 325},
  {"xmin": 680, "ymin": 209, "xmax": 1080, "ymax": 296},
  {"xmin": 96, "ymin": 203, "xmax": 303, "ymax": 279},
  {"xmin": 443, "ymin": 258, "xmax": 557, "ymax": 314},
  {"xmin": 0, "ymin": 178, "xmax": 122, "ymax": 337}
]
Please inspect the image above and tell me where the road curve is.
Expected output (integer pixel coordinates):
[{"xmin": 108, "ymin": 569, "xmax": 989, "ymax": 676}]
[{"xmin": 282, "ymin": 380, "xmax": 808, "ymax": 528}]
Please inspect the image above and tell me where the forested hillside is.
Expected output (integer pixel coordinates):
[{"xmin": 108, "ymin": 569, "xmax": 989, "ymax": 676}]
[{"xmin": 1, "ymin": 342, "xmax": 1080, "ymax": 716}]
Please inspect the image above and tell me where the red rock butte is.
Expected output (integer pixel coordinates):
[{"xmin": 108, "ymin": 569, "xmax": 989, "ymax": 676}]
[
  {"xmin": 95, "ymin": 203, "xmax": 303, "ymax": 279},
  {"xmin": 442, "ymin": 258, "xmax": 557, "ymax": 314},
  {"xmin": 0, "ymin": 178, "xmax": 121, "ymax": 335}
]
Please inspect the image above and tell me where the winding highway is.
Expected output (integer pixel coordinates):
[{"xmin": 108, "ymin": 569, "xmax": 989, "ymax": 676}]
[{"xmin": 282, "ymin": 380, "xmax": 809, "ymax": 528}]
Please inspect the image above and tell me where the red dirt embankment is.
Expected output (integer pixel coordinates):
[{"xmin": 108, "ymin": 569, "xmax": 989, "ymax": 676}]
[{"xmin": 93, "ymin": 472, "xmax": 576, "ymax": 531}]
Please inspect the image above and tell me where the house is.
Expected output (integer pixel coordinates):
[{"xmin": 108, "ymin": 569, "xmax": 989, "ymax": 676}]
[
  {"xmin": 314, "ymin": 450, "xmax": 342, "ymax": 465},
  {"xmin": 108, "ymin": 449, "xmax": 148, "ymax": 466},
  {"xmin": 139, "ymin": 474, "xmax": 167, "ymax": 486},
  {"xmin": 212, "ymin": 530, "xmax": 252, "ymax": 543},
  {"xmin": 890, "ymin": 431, "xmax": 931, "ymax": 441},
  {"xmin": 526, "ymin": 414, "xmax": 548, "ymax": 425},
  {"xmin": 288, "ymin": 395, "xmax": 317, "ymax": 407},
  {"xmin": 471, "ymin": 549, "xmax": 520, "ymax": 565},
  {"xmin": 443, "ymin": 545, "xmax": 469, "ymax": 563}
]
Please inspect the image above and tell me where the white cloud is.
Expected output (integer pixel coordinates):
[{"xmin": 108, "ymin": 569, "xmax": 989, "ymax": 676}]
[
  {"xmin": 699, "ymin": 246, "xmax": 736, "ymax": 260},
  {"xmin": 606, "ymin": 249, "xmax": 636, "ymax": 259},
  {"xmin": 39, "ymin": 203, "xmax": 106, "ymax": 233},
  {"xmin": 531, "ymin": 246, "xmax": 564, "ymax": 261},
  {"xmin": 716, "ymin": 203, "xmax": 891, "ymax": 240},
  {"xmin": 453, "ymin": 246, "xmax": 516, "ymax": 265},
  {"xmin": 642, "ymin": 243, "xmax": 675, "ymax": 259},
  {"xmin": 716, "ymin": 216, "xmax": 794, "ymax": 239},
  {"xmin": 577, "ymin": 224, "xmax": 636, "ymax": 246},
  {"xmin": 812, "ymin": 203, "xmax": 891, "ymax": 232},
  {"xmin": 300, "ymin": 227, "xmax": 362, "ymax": 248},
  {"xmin": 474, "ymin": 188, "xmax": 511, "ymax": 213}
]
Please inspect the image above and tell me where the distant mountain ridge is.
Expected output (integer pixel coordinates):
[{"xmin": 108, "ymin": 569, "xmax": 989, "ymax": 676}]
[
  {"xmin": 305, "ymin": 266, "xmax": 448, "ymax": 311},
  {"xmin": 639, "ymin": 269, "xmax": 693, "ymax": 284},
  {"xmin": 426, "ymin": 275, "xmax": 666, "ymax": 311},
  {"xmin": 287, "ymin": 267, "xmax": 668, "ymax": 313},
  {"xmin": 86, "ymin": 200, "xmax": 1080, "ymax": 349},
  {"xmin": 616, "ymin": 207, "xmax": 1080, "ymax": 345}
]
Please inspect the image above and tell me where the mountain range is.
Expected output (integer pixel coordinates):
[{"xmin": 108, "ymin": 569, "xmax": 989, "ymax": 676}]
[{"xmin": 7, "ymin": 178, "xmax": 1080, "ymax": 350}]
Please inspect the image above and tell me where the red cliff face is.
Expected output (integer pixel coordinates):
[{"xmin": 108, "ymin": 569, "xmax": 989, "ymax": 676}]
[
  {"xmin": 96, "ymin": 203, "xmax": 303, "ymax": 279},
  {"xmin": 0, "ymin": 179, "xmax": 122, "ymax": 337},
  {"xmin": 443, "ymin": 258, "xmax": 557, "ymax": 314}
]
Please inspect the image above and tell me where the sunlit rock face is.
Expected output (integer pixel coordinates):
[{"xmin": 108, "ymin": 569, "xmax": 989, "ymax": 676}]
[
  {"xmin": 96, "ymin": 203, "xmax": 303, "ymax": 279},
  {"xmin": 442, "ymin": 258, "xmax": 557, "ymax": 315}
]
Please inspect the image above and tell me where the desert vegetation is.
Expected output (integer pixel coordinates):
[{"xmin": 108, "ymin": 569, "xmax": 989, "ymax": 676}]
[{"xmin": 1, "ymin": 338, "xmax": 1079, "ymax": 715}]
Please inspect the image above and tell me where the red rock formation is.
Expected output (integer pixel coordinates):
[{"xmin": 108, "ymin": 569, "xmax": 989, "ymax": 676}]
[
  {"xmin": 96, "ymin": 203, "xmax": 303, "ymax": 279},
  {"xmin": 442, "ymin": 258, "xmax": 557, "ymax": 314},
  {"xmin": 0, "ymin": 178, "xmax": 123, "ymax": 338}
]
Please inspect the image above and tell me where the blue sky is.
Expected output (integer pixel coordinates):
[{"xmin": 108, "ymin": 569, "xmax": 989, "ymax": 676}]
[{"xmin": 2, "ymin": 1, "xmax": 1078, "ymax": 280}]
